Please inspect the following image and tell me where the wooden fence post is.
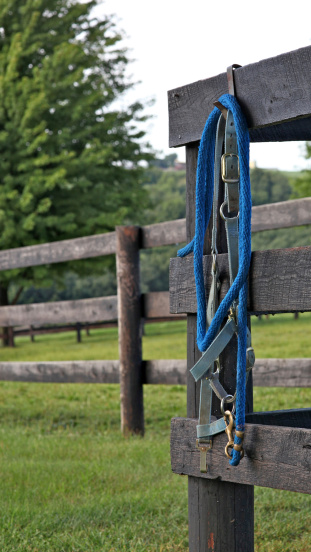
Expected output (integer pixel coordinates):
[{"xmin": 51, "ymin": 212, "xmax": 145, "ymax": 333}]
[
  {"xmin": 76, "ymin": 323, "xmax": 82, "ymax": 343},
  {"xmin": 185, "ymin": 145, "xmax": 254, "ymax": 552},
  {"xmin": 116, "ymin": 226, "xmax": 144, "ymax": 436}
]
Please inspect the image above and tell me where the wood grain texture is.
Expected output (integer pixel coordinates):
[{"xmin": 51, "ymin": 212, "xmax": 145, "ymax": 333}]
[
  {"xmin": 0, "ymin": 290, "xmax": 180, "ymax": 328},
  {"xmin": 168, "ymin": 45, "xmax": 311, "ymax": 147},
  {"xmin": 0, "ymin": 232, "xmax": 116, "ymax": 271},
  {"xmin": 0, "ymin": 197, "xmax": 309, "ymax": 273},
  {"xmin": 171, "ymin": 417, "xmax": 311, "ymax": 494},
  {"xmin": 0, "ymin": 296, "xmax": 118, "ymax": 326},
  {"xmin": 0, "ymin": 359, "xmax": 309, "ymax": 387},
  {"xmin": 253, "ymin": 358, "xmax": 311, "ymax": 387},
  {"xmin": 0, "ymin": 359, "xmax": 186, "ymax": 385},
  {"xmin": 144, "ymin": 291, "xmax": 176, "ymax": 319},
  {"xmin": 0, "ymin": 360, "xmax": 120, "ymax": 383},
  {"xmin": 184, "ymin": 145, "xmax": 254, "ymax": 552},
  {"xmin": 251, "ymin": 197, "xmax": 311, "ymax": 232},
  {"xmin": 170, "ymin": 246, "xmax": 311, "ymax": 315},
  {"xmin": 116, "ymin": 226, "xmax": 144, "ymax": 436},
  {"xmin": 143, "ymin": 359, "xmax": 187, "ymax": 385},
  {"xmin": 141, "ymin": 219, "xmax": 186, "ymax": 248}
]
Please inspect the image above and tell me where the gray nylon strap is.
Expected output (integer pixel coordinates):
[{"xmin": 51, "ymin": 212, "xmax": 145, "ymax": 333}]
[
  {"xmin": 224, "ymin": 110, "xmax": 239, "ymax": 214},
  {"xmin": 197, "ymin": 417, "xmax": 226, "ymax": 438},
  {"xmin": 198, "ymin": 377, "xmax": 213, "ymax": 429},
  {"xmin": 212, "ymin": 114, "xmax": 226, "ymax": 254},
  {"xmin": 190, "ymin": 317, "xmax": 237, "ymax": 382},
  {"xmin": 206, "ymin": 263, "xmax": 220, "ymax": 324},
  {"xmin": 197, "ymin": 416, "xmax": 236, "ymax": 439},
  {"xmin": 225, "ymin": 216, "xmax": 239, "ymax": 284}
]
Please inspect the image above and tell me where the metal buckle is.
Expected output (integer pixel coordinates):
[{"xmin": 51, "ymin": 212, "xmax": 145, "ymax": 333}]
[
  {"xmin": 221, "ymin": 153, "xmax": 240, "ymax": 183},
  {"xmin": 196, "ymin": 438, "xmax": 212, "ymax": 473}
]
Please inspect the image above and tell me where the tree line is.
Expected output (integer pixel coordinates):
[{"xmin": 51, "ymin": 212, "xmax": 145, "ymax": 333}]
[{"xmin": 0, "ymin": 1, "xmax": 310, "ymax": 345}]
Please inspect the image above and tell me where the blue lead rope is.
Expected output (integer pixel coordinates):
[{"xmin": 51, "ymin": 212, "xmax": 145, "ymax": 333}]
[{"xmin": 178, "ymin": 94, "xmax": 252, "ymax": 466}]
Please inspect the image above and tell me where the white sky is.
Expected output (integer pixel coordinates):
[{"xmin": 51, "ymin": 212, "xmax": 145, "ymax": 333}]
[{"xmin": 95, "ymin": 0, "xmax": 311, "ymax": 171}]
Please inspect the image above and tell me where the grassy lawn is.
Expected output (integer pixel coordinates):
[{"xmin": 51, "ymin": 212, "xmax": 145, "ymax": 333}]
[
  {"xmin": 0, "ymin": 315, "xmax": 310, "ymax": 550},
  {"xmin": 1, "ymin": 312, "xmax": 311, "ymax": 362}
]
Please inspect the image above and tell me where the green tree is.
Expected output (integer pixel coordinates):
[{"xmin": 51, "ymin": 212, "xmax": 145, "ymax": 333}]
[
  {"xmin": 0, "ymin": 0, "xmax": 151, "ymax": 344},
  {"xmin": 250, "ymin": 167, "xmax": 292, "ymax": 205},
  {"xmin": 292, "ymin": 142, "xmax": 311, "ymax": 198}
]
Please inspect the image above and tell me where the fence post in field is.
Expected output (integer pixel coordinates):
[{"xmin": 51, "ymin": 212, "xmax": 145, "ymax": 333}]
[
  {"xmin": 116, "ymin": 225, "xmax": 144, "ymax": 436},
  {"xmin": 168, "ymin": 45, "xmax": 311, "ymax": 552},
  {"xmin": 76, "ymin": 323, "xmax": 82, "ymax": 343}
]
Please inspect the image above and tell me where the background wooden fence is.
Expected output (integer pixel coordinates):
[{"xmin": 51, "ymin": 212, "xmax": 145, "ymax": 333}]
[{"xmin": 0, "ymin": 197, "xmax": 310, "ymax": 432}]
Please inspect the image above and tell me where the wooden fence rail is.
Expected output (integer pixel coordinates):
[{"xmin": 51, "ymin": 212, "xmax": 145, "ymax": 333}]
[
  {"xmin": 0, "ymin": 358, "xmax": 310, "ymax": 386},
  {"xmin": 0, "ymin": 197, "xmax": 310, "ymax": 272},
  {"xmin": 0, "ymin": 196, "xmax": 311, "ymax": 435},
  {"xmin": 0, "ymin": 291, "xmax": 175, "ymax": 327}
]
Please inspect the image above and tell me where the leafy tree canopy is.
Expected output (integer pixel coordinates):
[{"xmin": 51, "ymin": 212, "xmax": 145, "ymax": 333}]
[
  {"xmin": 0, "ymin": 0, "xmax": 151, "ymax": 293},
  {"xmin": 292, "ymin": 142, "xmax": 311, "ymax": 198}
]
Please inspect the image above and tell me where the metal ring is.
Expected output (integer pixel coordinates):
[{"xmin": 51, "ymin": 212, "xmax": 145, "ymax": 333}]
[
  {"xmin": 220, "ymin": 201, "xmax": 239, "ymax": 221},
  {"xmin": 220, "ymin": 395, "xmax": 236, "ymax": 416}
]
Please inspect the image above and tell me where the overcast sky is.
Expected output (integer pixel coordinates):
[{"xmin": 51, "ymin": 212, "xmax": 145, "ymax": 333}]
[{"xmin": 95, "ymin": 0, "xmax": 311, "ymax": 171}]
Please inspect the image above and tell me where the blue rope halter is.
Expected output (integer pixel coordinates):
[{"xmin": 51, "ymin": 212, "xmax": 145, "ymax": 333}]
[{"xmin": 178, "ymin": 93, "xmax": 252, "ymax": 466}]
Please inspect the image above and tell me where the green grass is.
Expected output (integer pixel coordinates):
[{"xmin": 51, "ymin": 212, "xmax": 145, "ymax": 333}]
[
  {"xmin": 0, "ymin": 316, "xmax": 310, "ymax": 550},
  {"xmin": 2, "ymin": 312, "xmax": 311, "ymax": 362}
]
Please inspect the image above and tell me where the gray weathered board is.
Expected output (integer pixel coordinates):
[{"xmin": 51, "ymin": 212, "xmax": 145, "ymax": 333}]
[
  {"xmin": 253, "ymin": 358, "xmax": 311, "ymax": 387},
  {"xmin": 0, "ymin": 360, "xmax": 186, "ymax": 385},
  {"xmin": 170, "ymin": 246, "xmax": 311, "ymax": 315},
  {"xmin": 168, "ymin": 45, "xmax": 311, "ymax": 147},
  {"xmin": 251, "ymin": 197, "xmax": 311, "ymax": 233},
  {"xmin": 0, "ymin": 198, "xmax": 310, "ymax": 273},
  {"xmin": 0, "ymin": 291, "xmax": 175, "ymax": 327},
  {"xmin": 0, "ymin": 358, "xmax": 310, "ymax": 386},
  {"xmin": 0, "ymin": 296, "xmax": 119, "ymax": 326},
  {"xmin": 171, "ymin": 417, "xmax": 311, "ymax": 494}
]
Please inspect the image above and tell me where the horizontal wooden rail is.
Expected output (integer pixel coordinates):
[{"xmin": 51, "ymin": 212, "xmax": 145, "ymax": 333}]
[
  {"xmin": 171, "ymin": 416, "xmax": 311, "ymax": 494},
  {"xmin": 141, "ymin": 219, "xmax": 186, "ymax": 248},
  {"xmin": 170, "ymin": 245, "xmax": 311, "ymax": 315},
  {"xmin": 0, "ymin": 359, "xmax": 187, "ymax": 385},
  {"xmin": 0, "ymin": 296, "xmax": 118, "ymax": 326},
  {"xmin": 0, "ymin": 358, "xmax": 309, "ymax": 386},
  {"xmin": 251, "ymin": 197, "xmax": 311, "ymax": 233},
  {"xmin": 0, "ymin": 198, "xmax": 309, "ymax": 273},
  {"xmin": 0, "ymin": 291, "xmax": 177, "ymax": 327},
  {"xmin": 168, "ymin": 45, "xmax": 311, "ymax": 147},
  {"xmin": 253, "ymin": 358, "xmax": 311, "ymax": 387},
  {"xmin": 0, "ymin": 361, "xmax": 120, "ymax": 384},
  {"xmin": 0, "ymin": 232, "xmax": 117, "ymax": 271}
]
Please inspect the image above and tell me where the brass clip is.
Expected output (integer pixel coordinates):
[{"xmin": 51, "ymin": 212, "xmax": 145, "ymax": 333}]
[
  {"xmin": 224, "ymin": 410, "xmax": 235, "ymax": 459},
  {"xmin": 224, "ymin": 410, "xmax": 245, "ymax": 460}
]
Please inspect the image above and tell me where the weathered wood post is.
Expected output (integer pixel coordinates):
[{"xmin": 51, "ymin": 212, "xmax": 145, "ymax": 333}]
[
  {"xmin": 76, "ymin": 323, "xmax": 82, "ymax": 343},
  {"xmin": 184, "ymin": 145, "xmax": 254, "ymax": 552},
  {"xmin": 168, "ymin": 45, "xmax": 311, "ymax": 552},
  {"xmin": 116, "ymin": 226, "xmax": 144, "ymax": 436}
]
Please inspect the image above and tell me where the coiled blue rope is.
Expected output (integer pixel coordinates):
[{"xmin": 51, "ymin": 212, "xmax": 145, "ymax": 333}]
[{"xmin": 178, "ymin": 94, "xmax": 252, "ymax": 466}]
